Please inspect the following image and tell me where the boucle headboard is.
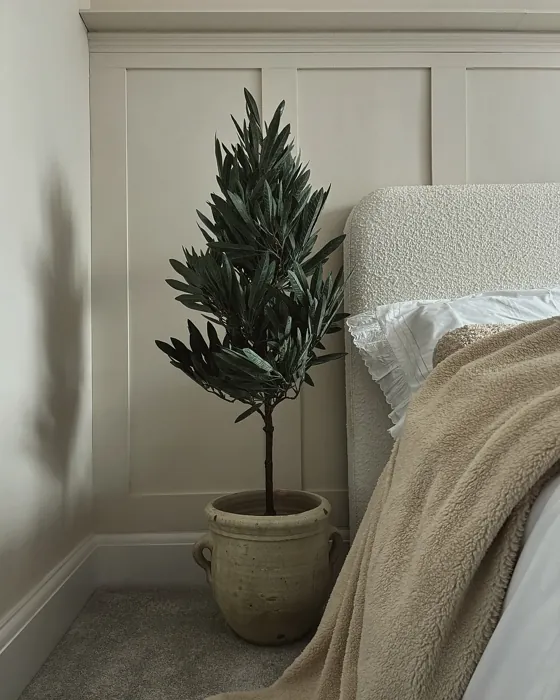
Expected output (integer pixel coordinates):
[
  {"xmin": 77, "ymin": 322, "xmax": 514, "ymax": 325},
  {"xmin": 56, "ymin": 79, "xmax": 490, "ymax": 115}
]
[{"xmin": 344, "ymin": 183, "xmax": 560, "ymax": 536}]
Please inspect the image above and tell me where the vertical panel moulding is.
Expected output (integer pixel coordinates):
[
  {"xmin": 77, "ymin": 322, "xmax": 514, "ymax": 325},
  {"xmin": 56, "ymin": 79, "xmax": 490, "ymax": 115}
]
[
  {"xmin": 260, "ymin": 67, "xmax": 303, "ymax": 491},
  {"xmin": 90, "ymin": 64, "xmax": 131, "ymax": 513},
  {"xmin": 431, "ymin": 66, "xmax": 468, "ymax": 185}
]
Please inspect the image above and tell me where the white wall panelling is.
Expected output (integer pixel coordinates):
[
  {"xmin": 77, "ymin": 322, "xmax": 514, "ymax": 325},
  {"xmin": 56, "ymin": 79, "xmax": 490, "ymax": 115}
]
[
  {"xmin": 431, "ymin": 67, "xmax": 467, "ymax": 185},
  {"xmin": 297, "ymin": 67, "xmax": 430, "ymax": 493},
  {"xmin": 467, "ymin": 68, "xmax": 560, "ymax": 184},
  {"xmin": 90, "ymin": 66, "xmax": 130, "ymax": 501},
  {"xmin": 126, "ymin": 69, "xmax": 264, "ymax": 500},
  {"xmin": 90, "ymin": 33, "xmax": 560, "ymax": 533}
]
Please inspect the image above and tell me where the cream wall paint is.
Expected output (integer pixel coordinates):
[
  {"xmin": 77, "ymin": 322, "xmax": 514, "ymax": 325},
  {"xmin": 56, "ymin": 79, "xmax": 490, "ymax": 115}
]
[{"xmin": 0, "ymin": 0, "xmax": 91, "ymax": 620}]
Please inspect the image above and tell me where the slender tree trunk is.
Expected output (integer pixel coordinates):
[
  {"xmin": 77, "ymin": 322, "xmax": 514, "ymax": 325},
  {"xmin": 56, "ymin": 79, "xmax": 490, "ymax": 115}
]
[{"xmin": 263, "ymin": 401, "xmax": 275, "ymax": 516}]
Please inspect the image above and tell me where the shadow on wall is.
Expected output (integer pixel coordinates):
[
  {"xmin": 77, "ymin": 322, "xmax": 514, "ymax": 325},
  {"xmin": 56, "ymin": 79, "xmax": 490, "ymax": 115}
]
[
  {"xmin": 0, "ymin": 171, "xmax": 88, "ymax": 620},
  {"xmin": 33, "ymin": 171, "xmax": 85, "ymax": 497}
]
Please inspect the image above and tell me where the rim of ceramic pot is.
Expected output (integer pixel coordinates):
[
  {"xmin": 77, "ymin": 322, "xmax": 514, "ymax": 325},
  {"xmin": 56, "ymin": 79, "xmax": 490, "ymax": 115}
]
[{"xmin": 206, "ymin": 489, "xmax": 331, "ymax": 530}]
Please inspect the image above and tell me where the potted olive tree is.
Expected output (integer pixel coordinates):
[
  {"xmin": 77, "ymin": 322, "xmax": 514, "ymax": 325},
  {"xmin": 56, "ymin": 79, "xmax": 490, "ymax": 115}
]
[{"xmin": 156, "ymin": 90, "xmax": 346, "ymax": 645}]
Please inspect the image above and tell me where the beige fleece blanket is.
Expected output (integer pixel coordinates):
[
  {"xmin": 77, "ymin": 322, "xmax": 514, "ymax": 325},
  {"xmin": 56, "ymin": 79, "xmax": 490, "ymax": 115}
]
[{"xmin": 209, "ymin": 317, "xmax": 560, "ymax": 700}]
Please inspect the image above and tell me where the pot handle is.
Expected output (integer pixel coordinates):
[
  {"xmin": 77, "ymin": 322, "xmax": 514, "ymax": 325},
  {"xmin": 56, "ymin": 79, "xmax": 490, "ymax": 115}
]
[
  {"xmin": 328, "ymin": 527, "xmax": 344, "ymax": 577},
  {"xmin": 193, "ymin": 533, "xmax": 213, "ymax": 585}
]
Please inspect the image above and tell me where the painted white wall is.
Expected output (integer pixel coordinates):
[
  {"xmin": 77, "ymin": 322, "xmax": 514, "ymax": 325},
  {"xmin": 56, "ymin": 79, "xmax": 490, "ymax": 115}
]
[{"xmin": 0, "ymin": 0, "xmax": 91, "ymax": 621}]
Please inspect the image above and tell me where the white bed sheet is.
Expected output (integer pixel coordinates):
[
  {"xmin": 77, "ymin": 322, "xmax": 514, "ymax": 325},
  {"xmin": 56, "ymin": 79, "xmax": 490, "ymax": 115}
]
[{"xmin": 464, "ymin": 473, "xmax": 560, "ymax": 700}]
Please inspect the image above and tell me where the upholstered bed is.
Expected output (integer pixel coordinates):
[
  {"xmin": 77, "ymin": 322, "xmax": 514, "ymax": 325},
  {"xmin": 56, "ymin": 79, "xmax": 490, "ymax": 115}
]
[
  {"xmin": 344, "ymin": 182, "xmax": 560, "ymax": 534},
  {"xmin": 341, "ymin": 184, "xmax": 560, "ymax": 698}
]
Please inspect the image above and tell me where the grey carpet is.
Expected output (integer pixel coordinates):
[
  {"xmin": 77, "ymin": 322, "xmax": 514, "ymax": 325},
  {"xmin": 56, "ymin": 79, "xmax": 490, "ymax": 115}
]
[{"xmin": 20, "ymin": 588, "xmax": 306, "ymax": 700}]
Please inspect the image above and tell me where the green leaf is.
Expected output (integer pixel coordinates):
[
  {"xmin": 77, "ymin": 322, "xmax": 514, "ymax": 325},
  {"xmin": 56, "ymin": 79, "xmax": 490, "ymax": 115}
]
[
  {"xmin": 284, "ymin": 315, "xmax": 292, "ymax": 338},
  {"xmin": 197, "ymin": 224, "xmax": 214, "ymax": 244},
  {"xmin": 244, "ymin": 88, "xmax": 260, "ymax": 123},
  {"xmin": 248, "ymin": 252, "xmax": 270, "ymax": 310},
  {"xmin": 310, "ymin": 352, "xmax": 346, "ymax": 366},
  {"xmin": 188, "ymin": 320, "xmax": 209, "ymax": 357},
  {"xmin": 267, "ymin": 124, "xmax": 291, "ymax": 165},
  {"xmin": 155, "ymin": 339, "xmax": 177, "ymax": 357},
  {"xmin": 166, "ymin": 278, "xmax": 190, "ymax": 293},
  {"xmin": 221, "ymin": 253, "xmax": 233, "ymax": 295},
  {"xmin": 207, "ymin": 242, "xmax": 255, "ymax": 254},
  {"xmin": 202, "ymin": 313, "xmax": 220, "ymax": 324},
  {"xmin": 169, "ymin": 258, "xmax": 191, "ymax": 279},
  {"xmin": 231, "ymin": 116, "xmax": 245, "ymax": 143},
  {"xmin": 175, "ymin": 296, "xmax": 211, "ymax": 312},
  {"xmin": 214, "ymin": 136, "xmax": 223, "ymax": 173},
  {"xmin": 242, "ymin": 348, "xmax": 275, "ymax": 373},
  {"xmin": 235, "ymin": 405, "xmax": 261, "ymax": 423},
  {"xmin": 209, "ymin": 195, "xmax": 249, "ymax": 245},
  {"xmin": 310, "ymin": 264, "xmax": 322, "ymax": 298},
  {"xmin": 170, "ymin": 337, "xmax": 189, "ymax": 353},
  {"xmin": 303, "ymin": 235, "xmax": 345, "ymax": 274},
  {"xmin": 207, "ymin": 322, "xmax": 221, "ymax": 352},
  {"xmin": 287, "ymin": 270, "xmax": 306, "ymax": 301},
  {"xmin": 262, "ymin": 101, "xmax": 285, "ymax": 159},
  {"xmin": 197, "ymin": 210, "xmax": 218, "ymax": 236},
  {"xmin": 304, "ymin": 373, "xmax": 315, "ymax": 387},
  {"xmin": 227, "ymin": 192, "xmax": 257, "ymax": 231},
  {"xmin": 263, "ymin": 180, "xmax": 274, "ymax": 221},
  {"xmin": 300, "ymin": 188, "xmax": 329, "ymax": 244}
]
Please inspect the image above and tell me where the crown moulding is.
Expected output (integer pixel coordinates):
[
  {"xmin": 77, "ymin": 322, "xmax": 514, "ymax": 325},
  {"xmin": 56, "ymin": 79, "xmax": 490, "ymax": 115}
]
[{"xmin": 80, "ymin": 9, "xmax": 560, "ymax": 34}]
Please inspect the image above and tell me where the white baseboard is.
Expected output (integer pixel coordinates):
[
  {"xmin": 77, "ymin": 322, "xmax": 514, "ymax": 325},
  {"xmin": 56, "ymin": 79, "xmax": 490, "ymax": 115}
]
[
  {"xmin": 93, "ymin": 529, "xmax": 349, "ymax": 588},
  {"xmin": 0, "ymin": 528, "xmax": 350, "ymax": 699},
  {"xmin": 93, "ymin": 532, "xmax": 208, "ymax": 587},
  {"xmin": 0, "ymin": 537, "xmax": 96, "ymax": 700},
  {"xmin": 0, "ymin": 533, "xmax": 204, "ymax": 700}
]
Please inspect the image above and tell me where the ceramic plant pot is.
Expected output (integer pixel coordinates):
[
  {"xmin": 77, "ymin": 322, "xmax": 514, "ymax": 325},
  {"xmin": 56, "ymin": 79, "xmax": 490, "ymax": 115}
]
[{"xmin": 193, "ymin": 489, "xmax": 342, "ymax": 645}]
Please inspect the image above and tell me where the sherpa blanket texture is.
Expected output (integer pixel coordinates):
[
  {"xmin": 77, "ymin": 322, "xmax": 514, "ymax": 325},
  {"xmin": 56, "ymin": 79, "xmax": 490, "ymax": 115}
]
[{"xmin": 209, "ymin": 317, "xmax": 560, "ymax": 700}]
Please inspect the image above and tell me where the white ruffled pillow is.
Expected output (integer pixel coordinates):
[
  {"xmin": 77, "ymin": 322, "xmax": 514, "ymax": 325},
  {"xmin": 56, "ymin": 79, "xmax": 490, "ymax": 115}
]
[
  {"xmin": 346, "ymin": 312, "xmax": 409, "ymax": 435},
  {"xmin": 347, "ymin": 288, "xmax": 560, "ymax": 439}
]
